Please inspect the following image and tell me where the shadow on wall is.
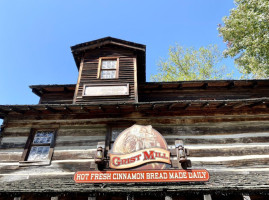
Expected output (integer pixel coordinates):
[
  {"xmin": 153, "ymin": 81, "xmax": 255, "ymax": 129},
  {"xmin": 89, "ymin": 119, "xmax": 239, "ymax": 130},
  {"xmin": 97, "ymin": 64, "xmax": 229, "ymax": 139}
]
[{"xmin": 0, "ymin": 119, "xmax": 3, "ymax": 130}]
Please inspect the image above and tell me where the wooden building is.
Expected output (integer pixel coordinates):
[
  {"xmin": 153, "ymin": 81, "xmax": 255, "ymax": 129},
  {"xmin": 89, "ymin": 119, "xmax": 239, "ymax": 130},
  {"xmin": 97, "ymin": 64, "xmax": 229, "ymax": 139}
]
[{"xmin": 1, "ymin": 37, "xmax": 269, "ymax": 200}]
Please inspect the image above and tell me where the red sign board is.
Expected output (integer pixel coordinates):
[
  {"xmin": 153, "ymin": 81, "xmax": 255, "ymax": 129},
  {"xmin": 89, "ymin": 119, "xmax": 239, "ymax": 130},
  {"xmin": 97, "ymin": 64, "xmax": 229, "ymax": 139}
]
[{"xmin": 74, "ymin": 170, "xmax": 209, "ymax": 183}]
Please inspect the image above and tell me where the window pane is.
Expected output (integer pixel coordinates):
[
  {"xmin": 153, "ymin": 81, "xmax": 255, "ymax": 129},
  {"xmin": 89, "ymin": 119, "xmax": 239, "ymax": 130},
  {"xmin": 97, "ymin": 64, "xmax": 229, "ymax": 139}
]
[
  {"xmin": 111, "ymin": 128, "xmax": 125, "ymax": 141},
  {"xmin": 27, "ymin": 146, "xmax": 50, "ymax": 161},
  {"xmin": 33, "ymin": 131, "xmax": 54, "ymax": 144},
  {"xmin": 101, "ymin": 70, "xmax": 116, "ymax": 79},
  {"xmin": 101, "ymin": 60, "xmax": 116, "ymax": 69}
]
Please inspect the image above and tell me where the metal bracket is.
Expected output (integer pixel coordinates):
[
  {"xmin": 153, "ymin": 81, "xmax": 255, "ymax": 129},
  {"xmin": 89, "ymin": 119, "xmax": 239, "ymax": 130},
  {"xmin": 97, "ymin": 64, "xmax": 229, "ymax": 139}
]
[{"xmin": 175, "ymin": 140, "xmax": 191, "ymax": 169}]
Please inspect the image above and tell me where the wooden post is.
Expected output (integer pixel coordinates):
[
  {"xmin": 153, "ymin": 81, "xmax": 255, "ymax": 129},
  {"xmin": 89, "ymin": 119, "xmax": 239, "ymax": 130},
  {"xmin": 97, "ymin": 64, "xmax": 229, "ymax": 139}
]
[
  {"xmin": 14, "ymin": 197, "xmax": 21, "ymax": 200},
  {"xmin": 203, "ymin": 194, "xmax": 212, "ymax": 200},
  {"xmin": 165, "ymin": 196, "xmax": 172, "ymax": 200},
  {"xmin": 51, "ymin": 197, "xmax": 58, "ymax": 200},
  {"xmin": 242, "ymin": 195, "xmax": 251, "ymax": 200},
  {"xmin": 88, "ymin": 197, "xmax": 96, "ymax": 200}
]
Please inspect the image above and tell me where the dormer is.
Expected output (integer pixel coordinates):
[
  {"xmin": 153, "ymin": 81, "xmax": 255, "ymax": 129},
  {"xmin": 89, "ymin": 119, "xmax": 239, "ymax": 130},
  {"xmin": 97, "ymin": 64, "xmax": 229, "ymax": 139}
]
[{"xmin": 71, "ymin": 37, "xmax": 146, "ymax": 104}]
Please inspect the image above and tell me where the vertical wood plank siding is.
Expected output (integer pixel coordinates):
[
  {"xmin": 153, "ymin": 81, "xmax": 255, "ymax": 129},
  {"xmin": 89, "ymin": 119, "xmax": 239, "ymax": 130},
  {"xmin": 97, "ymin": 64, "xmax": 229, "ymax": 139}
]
[{"xmin": 75, "ymin": 46, "xmax": 136, "ymax": 104}]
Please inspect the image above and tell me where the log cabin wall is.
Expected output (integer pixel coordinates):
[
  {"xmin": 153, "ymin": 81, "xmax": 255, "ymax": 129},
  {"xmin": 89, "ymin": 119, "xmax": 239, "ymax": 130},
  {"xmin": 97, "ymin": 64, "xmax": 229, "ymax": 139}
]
[
  {"xmin": 1, "ymin": 114, "xmax": 269, "ymax": 180},
  {"xmin": 74, "ymin": 45, "xmax": 139, "ymax": 104}
]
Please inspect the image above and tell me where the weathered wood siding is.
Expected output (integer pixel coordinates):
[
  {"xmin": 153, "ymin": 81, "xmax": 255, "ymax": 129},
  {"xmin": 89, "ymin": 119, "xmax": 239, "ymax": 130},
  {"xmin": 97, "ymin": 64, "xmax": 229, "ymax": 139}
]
[
  {"xmin": 139, "ymin": 81, "xmax": 269, "ymax": 102},
  {"xmin": 1, "ymin": 117, "xmax": 269, "ymax": 178},
  {"xmin": 40, "ymin": 92, "xmax": 74, "ymax": 104},
  {"xmin": 74, "ymin": 46, "xmax": 137, "ymax": 104}
]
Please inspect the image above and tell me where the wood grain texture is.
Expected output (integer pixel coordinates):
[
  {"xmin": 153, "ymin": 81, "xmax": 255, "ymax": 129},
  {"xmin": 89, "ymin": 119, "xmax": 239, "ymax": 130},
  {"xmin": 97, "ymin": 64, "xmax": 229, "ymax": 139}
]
[
  {"xmin": 74, "ymin": 47, "xmax": 136, "ymax": 104},
  {"xmin": 1, "ymin": 116, "xmax": 269, "ymax": 188}
]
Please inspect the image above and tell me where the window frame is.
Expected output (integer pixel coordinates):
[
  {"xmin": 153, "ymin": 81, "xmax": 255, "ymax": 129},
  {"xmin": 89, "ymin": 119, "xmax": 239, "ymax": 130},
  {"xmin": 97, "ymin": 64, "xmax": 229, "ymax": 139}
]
[
  {"xmin": 19, "ymin": 129, "xmax": 57, "ymax": 166},
  {"xmin": 105, "ymin": 122, "xmax": 135, "ymax": 154},
  {"xmin": 97, "ymin": 57, "xmax": 119, "ymax": 79}
]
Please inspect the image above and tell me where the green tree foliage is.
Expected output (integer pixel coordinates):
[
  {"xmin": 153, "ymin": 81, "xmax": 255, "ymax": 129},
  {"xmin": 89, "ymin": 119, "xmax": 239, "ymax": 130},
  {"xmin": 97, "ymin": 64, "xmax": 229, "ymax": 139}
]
[
  {"xmin": 151, "ymin": 44, "xmax": 233, "ymax": 82},
  {"xmin": 218, "ymin": 0, "xmax": 269, "ymax": 78}
]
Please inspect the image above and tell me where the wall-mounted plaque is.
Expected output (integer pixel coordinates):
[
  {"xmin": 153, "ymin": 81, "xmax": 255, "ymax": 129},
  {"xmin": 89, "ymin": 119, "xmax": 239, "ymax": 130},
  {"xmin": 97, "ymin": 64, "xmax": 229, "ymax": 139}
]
[{"xmin": 83, "ymin": 83, "xmax": 129, "ymax": 97}]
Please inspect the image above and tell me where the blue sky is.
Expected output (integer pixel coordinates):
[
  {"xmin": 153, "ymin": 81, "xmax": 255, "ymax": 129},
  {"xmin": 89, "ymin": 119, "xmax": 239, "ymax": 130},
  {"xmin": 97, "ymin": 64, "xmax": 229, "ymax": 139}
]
[{"xmin": 0, "ymin": 0, "xmax": 236, "ymax": 109}]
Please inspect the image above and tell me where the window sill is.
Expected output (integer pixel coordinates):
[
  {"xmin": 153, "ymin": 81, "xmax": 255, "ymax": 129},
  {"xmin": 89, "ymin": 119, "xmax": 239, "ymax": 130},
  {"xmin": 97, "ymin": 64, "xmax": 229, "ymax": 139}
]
[{"xmin": 19, "ymin": 160, "xmax": 51, "ymax": 167}]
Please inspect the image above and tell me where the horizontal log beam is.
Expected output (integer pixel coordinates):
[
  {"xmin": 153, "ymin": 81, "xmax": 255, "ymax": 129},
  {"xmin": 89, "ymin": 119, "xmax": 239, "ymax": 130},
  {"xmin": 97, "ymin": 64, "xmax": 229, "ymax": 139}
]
[
  {"xmin": 217, "ymin": 103, "xmax": 228, "ymax": 109},
  {"xmin": 27, "ymin": 106, "xmax": 41, "ymax": 113},
  {"xmin": 45, "ymin": 106, "xmax": 58, "ymax": 113},
  {"xmin": 64, "ymin": 106, "xmax": 72, "ymax": 113},
  {"xmin": 10, "ymin": 108, "xmax": 24, "ymax": 114},
  {"xmin": 0, "ymin": 108, "xmax": 9, "ymax": 114},
  {"xmin": 81, "ymin": 106, "xmax": 90, "ymax": 113},
  {"xmin": 249, "ymin": 101, "xmax": 266, "ymax": 108}
]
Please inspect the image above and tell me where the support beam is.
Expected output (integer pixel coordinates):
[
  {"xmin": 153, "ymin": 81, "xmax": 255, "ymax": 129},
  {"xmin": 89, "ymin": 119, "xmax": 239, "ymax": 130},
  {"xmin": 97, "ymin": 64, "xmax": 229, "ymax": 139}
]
[
  {"xmin": 177, "ymin": 83, "xmax": 183, "ymax": 90},
  {"xmin": 0, "ymin": 108, "xmax": 8, "ymax": 115},
  {"xmin": 9, "ymin": 107, "xmax": 24, "ymax": 114},
  {"xmin": 45, "ymin": 106, "xmax": 58, "ymax": 113},
  {"xmin": 183, "ymin": 103, "xmax": 191, "ymax": 110},
  {"xmin": 64, "ymin": 106, "xmax": 72, "ymax": 113},
  {"xmin": 252, "ymin": 81, "xmax": 258, "ymax": 88},
  {"xmin": 27, "ymin": 106, "xmax": 41, "ymax": 113},
  {"xmin": 32, "ymin": 88, "xmax": 42, "ymax": 96},
  {"xmin": 81, "ymin": 106, "xmax": 90, "ymax": 113},
  {"xmin": 203, "ymin": 194, "xmax": 212, "ymax": 200},
  {"xmin": 217, "ymin": 102, "xmax": 228, "ymax": 109},
  {"xmin": 201, "ymin": 102, "xmax": 209, "ymax": 108},
  {"xmin": 201, "ymin": 83, "xmax": 208, "ymax": 89},
  {"xmin": 233, "ymin": 102, "xmax": 247, "ymax": 109},
  {"xmin": 157, "ymin": 84, "xmax": 163, "ymax": 89},
  {"xmin": 64, "ymin": 86, "xmax": 69, "ymax": 93},
  {"xmin": 249, "ymin": 101, "xmax": 266, "ymax": 108},
  {"xmin": 227, "ymin": 81, "xmax": 235, "ymax": 89},
  {"xmin": 168, "ymin": 103, "xmax": 178, "ymax": 110}
]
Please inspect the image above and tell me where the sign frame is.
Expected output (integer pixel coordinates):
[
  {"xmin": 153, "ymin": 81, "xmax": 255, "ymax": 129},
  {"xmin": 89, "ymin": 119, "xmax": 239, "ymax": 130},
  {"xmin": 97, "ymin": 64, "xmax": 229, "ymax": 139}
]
[{"xmin": 82, "ymin": 83, "xmax": 129, "ymax": 97}]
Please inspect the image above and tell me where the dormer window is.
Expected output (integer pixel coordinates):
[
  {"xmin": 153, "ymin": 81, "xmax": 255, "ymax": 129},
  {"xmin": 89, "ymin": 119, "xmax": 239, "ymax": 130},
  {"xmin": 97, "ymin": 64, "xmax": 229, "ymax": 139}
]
[{"xmin": 98, "ymin": 57, "xmax": 119, "ymax": 79}]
